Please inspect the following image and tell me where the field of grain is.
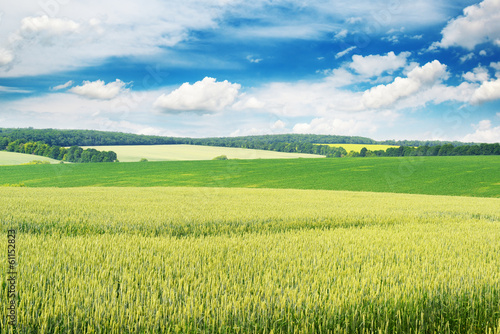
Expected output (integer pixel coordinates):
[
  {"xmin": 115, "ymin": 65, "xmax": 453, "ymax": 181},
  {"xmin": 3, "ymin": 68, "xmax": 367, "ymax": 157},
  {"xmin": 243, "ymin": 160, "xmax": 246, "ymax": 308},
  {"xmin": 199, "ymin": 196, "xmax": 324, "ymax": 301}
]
[
  {"xmin": 1, "ymin": 187, "xmax": 499, "ymax": 333},
  {"xmin": 1, "ymin": 156, "xmax": 498, "ymax": 197},
  {"xmin": 0, "ymin": 151, "xmax": 61, "ymax": 166},
  {"xmin": 81, "ymin": 144, "xmax": 325, "ymax": 162},
  {"xmin": 316, "ymin": 143, "xmax": 400, "ymax": 152}
]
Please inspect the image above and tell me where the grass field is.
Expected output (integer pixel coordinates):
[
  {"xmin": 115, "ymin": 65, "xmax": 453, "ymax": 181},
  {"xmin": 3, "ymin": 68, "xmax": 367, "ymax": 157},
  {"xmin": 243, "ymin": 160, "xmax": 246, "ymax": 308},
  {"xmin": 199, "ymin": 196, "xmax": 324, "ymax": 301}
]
[
  {"xmin": 81, "ymin": 144, "xmax": 325, "ymax": 161},
  {"xmin": 0, "ymin": 156, "xmax": 498, "ymax": 197},
  {"xmin": 315, "ymin": 143, "xmax": 400, "ymax": 152},
  {"xmin": 1, "ymin": 187, "xmax": 499, "ymax": 333},
  {"xmin": 0, "ymin": 151, "xmax": 61, "ymax": 165}
]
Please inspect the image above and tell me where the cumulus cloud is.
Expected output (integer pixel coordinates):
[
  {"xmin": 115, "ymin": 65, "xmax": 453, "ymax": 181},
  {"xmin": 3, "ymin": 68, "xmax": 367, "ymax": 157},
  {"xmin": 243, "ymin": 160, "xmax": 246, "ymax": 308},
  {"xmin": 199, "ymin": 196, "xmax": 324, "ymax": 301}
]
[
  {"xmin": 293, "ymin": 117, "xmax": 378, "ymax": 136},
  {"xmin": 154, "ymin": 77, "xmax": 241, "ymax": 112},
  {"xmin": 462, "ymin": 66, "xmax": 489, "ymax": 83},
  {"xmin": 69, "ymin": 79, "xmax": 128, "ymax": 100},
  {"xmin": 349, "ymin": 51, "xmax": 410, "ymax": 77},
  {"xmin": 51, "ymin": 80, "xmax": 74, "ymax": 91},
  {"xmin": 20, "ymin": 16, "xmax": 80, "ymax": 36},
  {"xmin": 0, "ymin": 49, "xmax": 14, "ymax": 67},
  {"xmin": 491, "ymin": 62, "xmax": 500, "ymax": 71},
  {"xmin": 434, "ymin": 0, "xmax": 500, "ymax": 50},
  {"xmin": 271, "ymin": 120, "xmax": 286, "ymax": 130},
  {"xmin": 362, "ymin": 60, "xmax": 447, "ymax": 109},
  {"xmin": 491, "ymin": 62, "xmax": 500, "ymax": 77},
  {"xmin": 470, "ymin": 78, "xmax": 500, "ymax": 104},
  {"xmin": 463, "ymin": 120, "xmax": 500, "ymax": 143}
]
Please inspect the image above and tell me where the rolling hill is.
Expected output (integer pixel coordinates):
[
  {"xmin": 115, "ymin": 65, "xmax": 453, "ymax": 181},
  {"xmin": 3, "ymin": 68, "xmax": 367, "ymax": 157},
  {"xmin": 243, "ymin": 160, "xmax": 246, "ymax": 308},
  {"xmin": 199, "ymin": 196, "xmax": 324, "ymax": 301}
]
[{"xmin": 81, "ymin": 145, "xmax": 325, "ymax": 162}]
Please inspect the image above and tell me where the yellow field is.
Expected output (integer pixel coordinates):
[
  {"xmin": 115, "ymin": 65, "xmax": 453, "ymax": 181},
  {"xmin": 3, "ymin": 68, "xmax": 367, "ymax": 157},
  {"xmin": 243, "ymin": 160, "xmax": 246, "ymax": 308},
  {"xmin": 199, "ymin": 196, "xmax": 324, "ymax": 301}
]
[
  {"xmin": 315, "ymin": 143, "xmax": 399, "ymax": 152},
  {"xmin": 1, "ymin": 187, "xmax": 499, "ymax": 332},
  {"xmin": 81, "ymin": 144, "xmax": 325, "ymax": 162},
  {"xmin": 0, "ymin": 151, "xmax": 61, "ymax": 165}
]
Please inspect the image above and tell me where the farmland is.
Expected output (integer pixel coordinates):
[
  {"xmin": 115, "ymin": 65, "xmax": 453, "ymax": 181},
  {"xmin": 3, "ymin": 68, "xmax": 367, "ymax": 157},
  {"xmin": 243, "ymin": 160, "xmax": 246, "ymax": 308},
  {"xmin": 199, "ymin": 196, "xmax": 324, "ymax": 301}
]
[
  {"xmin": 0, "ymin": 151, "xmax": 61, "ymax": 165},
  {"xmin": 315, "ymin": 143, "xmax": 400, "ymax": 153},
  {"xmin": 1, "ymin": 153, "xmax": 499, "ymax": 333},
  {"xmin": 81, "ymin": 144, "xmax": 325, "ymax": 162},
  {"xmin": 1, "ymin": 187, "xmax": 500, "ymax": 333},
  {"xmin": 0, "ymin": 156, "xmax": 498, "ymax": 197}
]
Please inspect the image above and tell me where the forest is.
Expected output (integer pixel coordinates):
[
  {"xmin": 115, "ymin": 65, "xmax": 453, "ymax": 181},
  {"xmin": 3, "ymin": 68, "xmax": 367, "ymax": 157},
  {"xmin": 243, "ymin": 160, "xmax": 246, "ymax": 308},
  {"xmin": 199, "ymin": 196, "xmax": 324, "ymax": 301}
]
[
  {"xmin": 0, "ymin": 128, "xmax": 498, "ymax": 158},
  {"xmin": 0, "ymin": 138, "xmax": 117, "ymax": 163}
]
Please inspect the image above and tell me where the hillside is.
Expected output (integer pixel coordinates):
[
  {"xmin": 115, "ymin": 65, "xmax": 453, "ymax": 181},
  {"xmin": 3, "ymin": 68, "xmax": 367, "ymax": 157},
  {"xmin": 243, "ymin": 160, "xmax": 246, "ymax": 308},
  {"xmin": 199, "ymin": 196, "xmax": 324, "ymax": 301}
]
[
  {"xmin": 81, "ymin": 145, "xmax": 325, "ymax": 161},
  {"xmin": 0, "ymin": 151, "xmax": 62, "ymax": 165},
  {"xmin": 1, "ymin": 156, "xmax": 498, "ymax": 197},
  {"xmin": 0, "ymin": 128, "xmax": 472, "ymax": 147}
]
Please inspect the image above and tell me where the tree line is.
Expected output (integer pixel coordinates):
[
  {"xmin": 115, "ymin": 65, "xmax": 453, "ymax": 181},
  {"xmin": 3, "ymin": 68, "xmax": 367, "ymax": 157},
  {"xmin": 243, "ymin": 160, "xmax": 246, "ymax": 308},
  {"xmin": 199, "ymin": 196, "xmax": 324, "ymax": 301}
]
[
  {"xmin": 0, "ymin": 138, "xmax": 117, "ymax": 163},
  {"xmin": 0, "ymin": 128, "xmax": 497, "ymax": 159},
  {"xmin": 0, "ymin": 128, "xmax": 471, "ymax": 147},
  {"xmin": 353, "ymin": 143, "xmax": 500, "ymax": 157}
]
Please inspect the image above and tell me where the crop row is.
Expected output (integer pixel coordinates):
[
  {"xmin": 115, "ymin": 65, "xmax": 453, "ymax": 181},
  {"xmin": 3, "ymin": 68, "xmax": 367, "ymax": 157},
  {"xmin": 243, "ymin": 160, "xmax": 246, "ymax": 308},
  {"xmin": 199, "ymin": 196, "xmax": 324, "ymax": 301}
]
[
  {"xmin": 1, "ymin": 187, "xmax": 498, "ymax": 237},
  {"xmin": 1, "ymin": 221, "xmax": 500, "ymax": 333}
]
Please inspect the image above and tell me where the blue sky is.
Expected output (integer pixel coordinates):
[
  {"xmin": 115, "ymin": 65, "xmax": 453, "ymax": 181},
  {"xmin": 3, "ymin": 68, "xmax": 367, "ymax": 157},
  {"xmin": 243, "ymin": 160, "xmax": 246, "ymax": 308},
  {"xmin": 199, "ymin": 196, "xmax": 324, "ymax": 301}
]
[{"xmin": 0, "ymin": 0, "xmax": 499, "ymax": 142}]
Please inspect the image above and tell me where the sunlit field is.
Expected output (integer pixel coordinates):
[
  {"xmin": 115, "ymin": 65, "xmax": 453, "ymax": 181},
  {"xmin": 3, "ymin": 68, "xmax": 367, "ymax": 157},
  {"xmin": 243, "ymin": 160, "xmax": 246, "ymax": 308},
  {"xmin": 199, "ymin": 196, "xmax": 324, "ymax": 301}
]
[
  {"xmin": 1, "ymin": 187, "xmax": 499, "ymax": 333},
  {"xmin": 81, "ymin": 144, "xmax": 324, "ymax": 162}
]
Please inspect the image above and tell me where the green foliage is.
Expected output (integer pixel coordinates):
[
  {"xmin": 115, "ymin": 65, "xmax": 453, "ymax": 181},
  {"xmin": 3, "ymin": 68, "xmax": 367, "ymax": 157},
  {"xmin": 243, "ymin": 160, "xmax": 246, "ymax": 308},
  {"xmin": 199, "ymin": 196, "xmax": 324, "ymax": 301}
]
[
  {"xmin": 212, "ymin": 155, "xmax": 228, "ymax": 160},
  {"xmin": 139, "ymin": 158, "xmax": 148, "ymax": 162},
  {"xmin": 0, "ymin": 156, "xmax": 498, "ymax": 197},
  {"xmin": 0, "ymin": 137, "xmax": 117, "ymax": 163},
  {"xmin": 0, "ymin": 187, "xmax": 499, "ymax": 333}
]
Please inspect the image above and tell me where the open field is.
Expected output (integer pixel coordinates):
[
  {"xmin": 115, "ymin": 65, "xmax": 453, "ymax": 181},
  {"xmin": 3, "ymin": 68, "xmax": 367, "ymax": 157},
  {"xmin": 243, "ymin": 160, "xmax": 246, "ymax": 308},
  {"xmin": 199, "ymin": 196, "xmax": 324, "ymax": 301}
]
[
  {"xmin": 1, "ymin": 187, "xmax": 499, "ymax": 333},
  {"xmin": 1, "ymin": 156, "xmax": 498, "ymax": 197},
  {"xmin": 0, "ymin": 151, "xmax": 61, "ymax": 165},
  {"xmin": 316, "ymin": 143, "xmax": 400, "ymax": 152},
  {"xmin": 81, "ymin": 144, "xmax": 325, "ymax": 161}
]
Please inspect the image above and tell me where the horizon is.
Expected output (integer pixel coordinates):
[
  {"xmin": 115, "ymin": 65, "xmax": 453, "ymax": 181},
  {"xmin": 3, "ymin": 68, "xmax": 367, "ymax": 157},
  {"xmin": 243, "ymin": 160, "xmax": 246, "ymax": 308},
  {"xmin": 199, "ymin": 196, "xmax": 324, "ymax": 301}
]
[
  {"xmin": 1, "ymin": 0, "xmax": 500, "ymax": 143},
  {"xmin": 1, "ymin": 126, "xmax": 489, "ymax": 144}
]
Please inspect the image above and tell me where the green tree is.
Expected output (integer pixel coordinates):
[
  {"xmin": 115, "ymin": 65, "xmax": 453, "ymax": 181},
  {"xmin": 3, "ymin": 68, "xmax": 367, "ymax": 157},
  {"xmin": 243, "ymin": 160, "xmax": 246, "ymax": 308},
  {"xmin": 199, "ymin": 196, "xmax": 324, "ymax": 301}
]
[{"xmin": 359, "ymin": 147, "xmax": 368, "ymax": 157}]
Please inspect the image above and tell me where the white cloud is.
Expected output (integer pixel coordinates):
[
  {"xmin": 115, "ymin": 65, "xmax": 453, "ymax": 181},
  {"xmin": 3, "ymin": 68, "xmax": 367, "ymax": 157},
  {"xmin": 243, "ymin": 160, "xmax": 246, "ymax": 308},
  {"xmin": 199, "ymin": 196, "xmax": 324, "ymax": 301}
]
[
  {"xmin": 246, "ymin": 55, "xmax": 262, "ymax": 63},
  {"xmin": 463, "ymin": 120, "xmax": 500, "ymax": 143},
  {"xmin": 0, "ymin": 86, "xmax": 32, "ymax": 93},
  {"xmin": 271, "ymin": 120, "xmax": 286, "ymax": 129},
  {"xmin": 346, "ymin": 17, "xmax": 363, "ymax": 24},
  {"xmin": 349, "ymin": 51, "xmax": 410, "ymax": 77},
  {"xmin": 51, "ymin": 80, "xmax": 74, "ymax": 91},
  {"xmin": 20, "ymin": 16, "xmax": 80, "ymax": 36},
  {"xmin": 293, "ymin": 117, "xmax": 378, "ymax": 136},
  {"xmin": 154, "ymin": 77, "xmax": 241, "ymax": 112},
  {"xmin": 435, "ymin": 0, "xmax": 500, "ymax": 50},
  {"xmin": 491, "ymin": 62, "xmax": 500, "ymax": 71},
  {"xmin": 491, "ymin": 62, "xmax": 500, "ymax": 77},
  {"xmin": 459, "ymin": 52, "xmax": 475, "ymax": 63},
  {"xmin": 69, "ymin": 79, "xmax": 129, "ymax": 100},
  {"xmin": 462, "ymin": 66, "xmax": 489, "ymax": 83},
  {"xmin": 470, "ymin": 78, "xmax": 500, "ymax": 104},
  {"xmin": 362, "ymin": 60, "xmax": 447, "ymax": 109},
  {"xmin": 232, "ymin": 96, "xmax": 265, "ymax": 110},
  {"xmin": 335, "ymin": 46, "xmax": 356, "ymax": 59},
  {"xmin": 335, "ymin": 29, "xmax": 348, "ymax": 39},
  {"xmin": 479, "ymin": 50, "xmax": 487, "ymax": 56},
  {"xmin": 0, "ymin": 49, "xmax": 14, "ymax": 66}
]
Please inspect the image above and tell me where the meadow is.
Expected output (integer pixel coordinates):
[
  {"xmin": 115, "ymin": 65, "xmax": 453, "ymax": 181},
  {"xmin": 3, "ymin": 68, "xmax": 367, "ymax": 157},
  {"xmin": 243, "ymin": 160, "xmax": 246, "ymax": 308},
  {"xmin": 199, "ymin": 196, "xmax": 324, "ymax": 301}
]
[
  {"xmin": 1, "ymin": 154, "xmax": 499, "ymax": 333},
  {"xmin": 0, "ymin": 151, "xmax": 60, "ymax": 166},
  {"xmin": 1, "ymin": 187, "xmax": 499, "ymax": 333},
  {"xmin": 315, "ymin": 143, "xmax": 400, "ymax": 153},
  {"xmin": 81, "ymin": 144, "xmax": 324, "ymax": 162},
  {"xmin": 1, "ymin": 156, "xmax": 498, "ymax": 197}
]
